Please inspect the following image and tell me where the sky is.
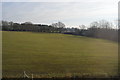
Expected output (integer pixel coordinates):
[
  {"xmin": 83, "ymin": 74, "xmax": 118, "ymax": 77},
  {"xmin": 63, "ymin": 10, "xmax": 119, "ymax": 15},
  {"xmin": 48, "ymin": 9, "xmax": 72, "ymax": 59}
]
[{"xmin": 1, "ymin": 0, "xmax": 119, "ymax": 28}]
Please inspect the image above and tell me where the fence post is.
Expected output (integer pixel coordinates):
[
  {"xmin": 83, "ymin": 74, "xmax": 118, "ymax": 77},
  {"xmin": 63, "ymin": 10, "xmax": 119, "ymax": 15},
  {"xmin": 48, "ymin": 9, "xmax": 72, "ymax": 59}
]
[
  {"xmin": 32, "ymin": 74, "xmax": 33, "ymax": 80},
  {"xmin": 23, "ymin": 71, "xmax": 29, "ymax": 78}
]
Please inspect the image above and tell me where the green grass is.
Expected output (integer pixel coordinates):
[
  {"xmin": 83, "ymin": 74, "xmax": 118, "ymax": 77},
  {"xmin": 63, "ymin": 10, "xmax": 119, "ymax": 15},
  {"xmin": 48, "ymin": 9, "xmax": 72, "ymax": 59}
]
[{"xmin": 2, "ymin": 31, "xmax": 118, "ymax": 78}]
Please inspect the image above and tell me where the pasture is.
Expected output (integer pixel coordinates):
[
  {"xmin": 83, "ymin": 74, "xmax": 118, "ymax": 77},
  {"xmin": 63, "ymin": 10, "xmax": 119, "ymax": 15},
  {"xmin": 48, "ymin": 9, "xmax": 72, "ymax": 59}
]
[{"xmin": 2, "ymin": 31, "xmax": 118, "ymax": 78}]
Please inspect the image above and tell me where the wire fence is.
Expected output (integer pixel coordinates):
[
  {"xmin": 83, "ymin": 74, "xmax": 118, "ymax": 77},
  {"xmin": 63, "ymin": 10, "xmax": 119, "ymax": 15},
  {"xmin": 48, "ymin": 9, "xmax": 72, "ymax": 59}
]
[{"xmin": 2, "ymin": 71, "xmax": 119, "ymax": 80}]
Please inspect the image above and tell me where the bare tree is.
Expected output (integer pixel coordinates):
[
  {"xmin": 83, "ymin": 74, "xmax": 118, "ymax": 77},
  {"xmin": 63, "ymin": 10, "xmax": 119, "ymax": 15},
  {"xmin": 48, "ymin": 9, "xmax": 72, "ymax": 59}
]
[
  {"xmin": 51, "ymin": 23, "xmax": 58, "ymax": 28},
  {"xmin": 79, "ymin": 25, "xmax": 86, "ymax": 30},
  {"xmin": 98, "ymin": 20, "xmax": 112, "ymax": 29},
  {"xmin": 90, "ymin": 21, "xmax": 99, "ymax": 28},
  {"xmin": 57, "ymin": 22, "xmax": 65, "ymax": 28},
  {"xmin": 51, "ymin": 22, "xmax": 65, "ymax": 28}
]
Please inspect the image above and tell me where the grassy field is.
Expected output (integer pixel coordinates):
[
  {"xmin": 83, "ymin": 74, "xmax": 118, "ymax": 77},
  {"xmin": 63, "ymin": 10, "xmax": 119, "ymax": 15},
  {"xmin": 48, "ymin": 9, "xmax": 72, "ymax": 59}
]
[{"xmin": 2, "ymin": 31, "xmax": 118, "ymax": 78}]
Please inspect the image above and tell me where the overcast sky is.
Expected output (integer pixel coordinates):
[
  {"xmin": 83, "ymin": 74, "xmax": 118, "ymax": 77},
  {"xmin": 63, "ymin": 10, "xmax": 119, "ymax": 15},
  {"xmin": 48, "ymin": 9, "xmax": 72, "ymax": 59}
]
[{"xmin": 2, "ymin": 0, "xmax": 119, "ymax": 28}]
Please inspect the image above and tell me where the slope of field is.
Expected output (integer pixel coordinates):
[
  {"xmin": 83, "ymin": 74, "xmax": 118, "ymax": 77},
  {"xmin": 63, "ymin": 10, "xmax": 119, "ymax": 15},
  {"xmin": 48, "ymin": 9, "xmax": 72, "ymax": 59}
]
[{"xmin": 2, "ymin": 31, "xmax": 118, "ymax": 78}]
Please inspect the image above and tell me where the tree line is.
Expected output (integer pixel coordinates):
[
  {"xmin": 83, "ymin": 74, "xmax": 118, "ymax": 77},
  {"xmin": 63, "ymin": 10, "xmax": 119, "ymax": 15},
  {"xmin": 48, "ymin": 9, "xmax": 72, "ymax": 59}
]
[
  {"xmin": 79, "ymin": 20, "xmax": 118, "ymax": 42},
  {"xmin": 1, "ymin": 20, "xmax": 118, "ymax": 42},
  {"xmin": 1, "ymin": 21, "xmax": 66, "ymax": 33}
]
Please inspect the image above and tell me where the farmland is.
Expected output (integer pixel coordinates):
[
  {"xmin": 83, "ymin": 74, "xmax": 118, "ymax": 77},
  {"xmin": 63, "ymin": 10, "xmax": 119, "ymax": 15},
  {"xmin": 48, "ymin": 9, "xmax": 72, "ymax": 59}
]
[{"xmin": 2, "ymin": 31, "xmax": 118, "ymax": 78}]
